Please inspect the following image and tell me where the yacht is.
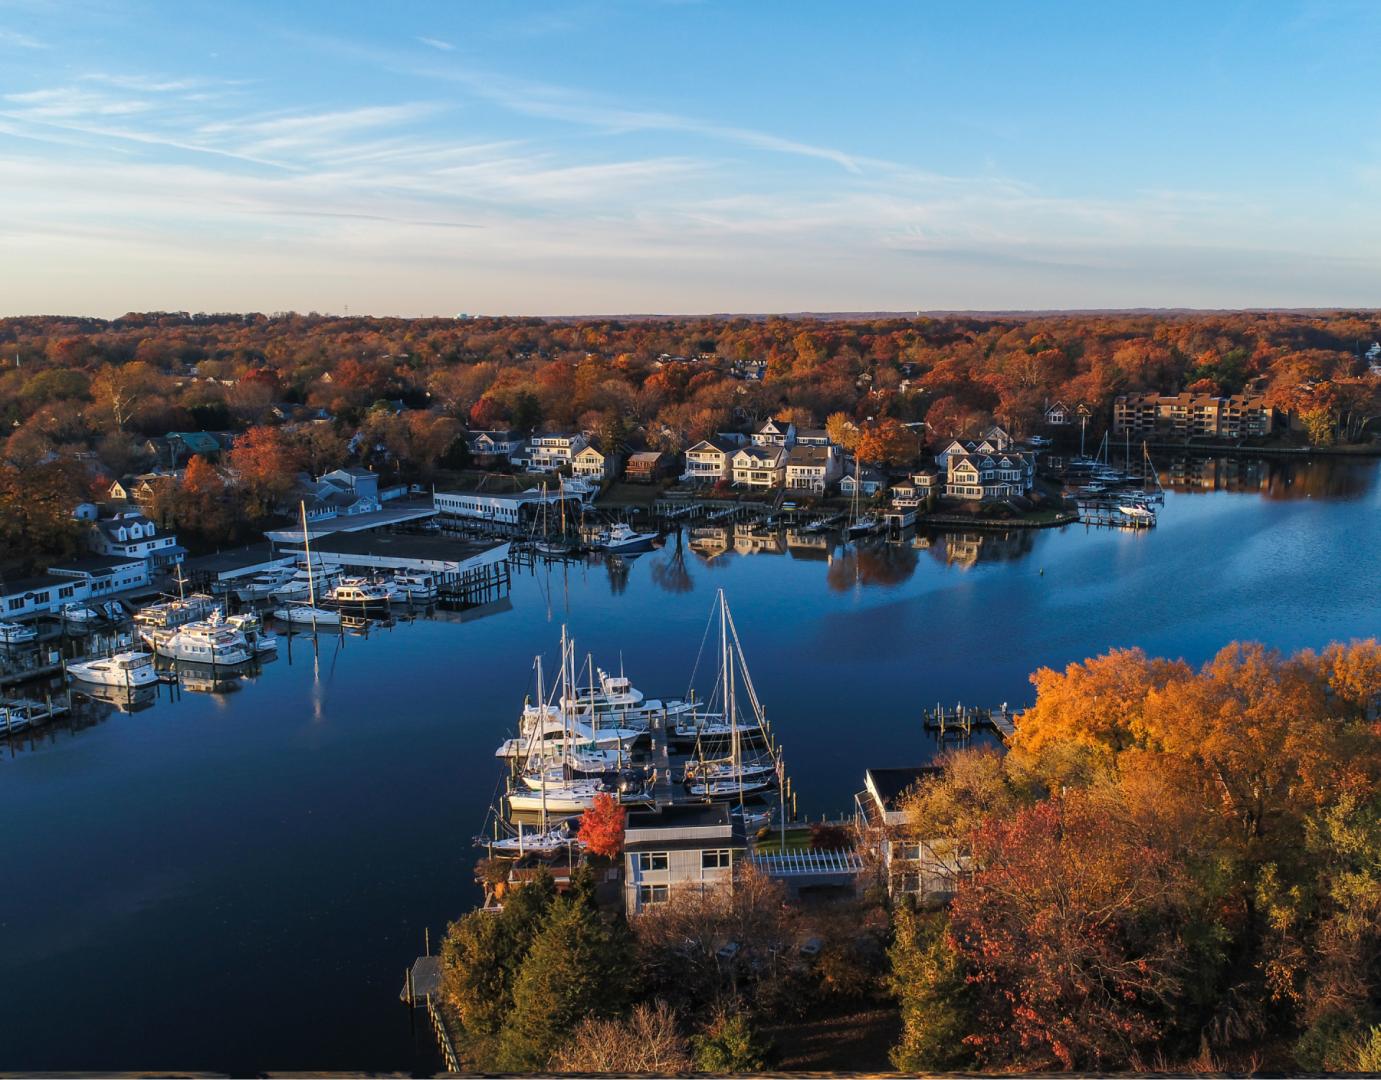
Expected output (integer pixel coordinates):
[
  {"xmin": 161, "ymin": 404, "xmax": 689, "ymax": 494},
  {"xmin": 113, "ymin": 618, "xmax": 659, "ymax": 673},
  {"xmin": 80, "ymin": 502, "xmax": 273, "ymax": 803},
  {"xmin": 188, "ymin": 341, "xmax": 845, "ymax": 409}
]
[
  {"xmin": 499, "ymin": 707, "xmax": 644, "ymax": 759},
  {"xmin": 133, "ymin": 593, "xmax": 219, "ymax": 630},
  {"xmin": 507, "ymin": 778, "xmax": 612, "ymax": 815},
  {"xmin": 67, "ymin": 650, "xmax": 158, "ymax": 687},
  {"xmin": 143, "ymin": 611, "xmax": 254, "ymax": 666},
  {"xmin": 0, "ymin": 621, "xmax": 38, "ymax": 645},
  {"xmin": 269, "ymin": 561, "xmax": 342, "ymax": 602},
  {"xmin": 322, "ymin": 577, "xmax": 393, "ymax": 608},
  {"xmin": 391, "ymin": 571, "xmax": 437, "ymax": 601},
  {"xmin": 225, "ymin": 612, "xmax": 278, "ymax": 652},
  {"xmin": 272, "ymin": 604, "xmax": 342, "ymax": 626},
  {"xmin": 1117, "ymin": 503, "xmax": 1156, "ymax": 522},
  {"xmin": 58, "ymin": 603, "xmax": 102, "ymax": 624},
  {"xmin": 233, "ymin": 567, "xmax": 296, "ymax": 602},
  {"xmin": 597, "ymin": 522, "xmax": 658, "ymax": 553}
]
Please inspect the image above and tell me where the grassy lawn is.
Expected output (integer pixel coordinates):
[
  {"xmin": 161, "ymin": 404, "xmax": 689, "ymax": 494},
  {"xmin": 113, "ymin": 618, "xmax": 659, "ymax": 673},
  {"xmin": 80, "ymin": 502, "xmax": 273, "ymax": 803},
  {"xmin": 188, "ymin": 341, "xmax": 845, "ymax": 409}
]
[{"xmin": 595, "ymin": 480, "xmax": 668, "ymax": 507}]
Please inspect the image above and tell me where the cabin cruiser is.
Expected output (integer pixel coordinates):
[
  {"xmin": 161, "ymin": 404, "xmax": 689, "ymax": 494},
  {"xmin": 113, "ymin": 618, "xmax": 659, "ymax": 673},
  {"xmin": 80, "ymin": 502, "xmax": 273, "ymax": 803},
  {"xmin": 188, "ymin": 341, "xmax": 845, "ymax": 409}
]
[
  {"xmin": 499, "ymin": 708, "xmax": 645, "ymax": 759},
  {"xmin": 0, "ymin": 621, "xmax": 38, "ymax": 645},
  {"xmin": 142, "ymin": 610, "xmax": 253, "ymax": 666},
  {"xmin": 1117, "ymin": 503, "xmax": 1156, "ymax": 521},
  {"xmin": 269, "ymin": 561, "xmax": 342, "ymax": 602},
  {"xmin": 391, "ymin": 571, "xmax": 437, "ymax": 601},
  {"xmin": 225, "ymin": 612, "xmax": 278, "ymax": 653},
  {"xmin": 67, "ymin": 650, "xmax": 158, "ymax": 687},
  {"xmin": 322, "ymin": 577, "xmax": 393, "ymax": 608},
  {"xmin": 58, "ymin": 603, "xmax": 102, "ymax": 623},
  {"xmin": 596, "ymin": 522, "xmax": 658, "ymax": 553},
  {"xmin": 133, "ymin": 593, "xmax": 219, "ymax": 630},
  {"xmin": 233, "ymin": 567, "xmax": 296, "ymax": 603}
]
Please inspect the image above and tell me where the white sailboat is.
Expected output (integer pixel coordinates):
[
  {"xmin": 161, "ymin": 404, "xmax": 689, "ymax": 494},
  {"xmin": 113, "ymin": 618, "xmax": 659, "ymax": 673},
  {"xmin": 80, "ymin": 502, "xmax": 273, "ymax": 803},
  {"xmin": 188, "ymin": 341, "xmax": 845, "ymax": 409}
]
[
  {"xmin": 272, "ymin": 503, "xmax": 340, "ymax": 627},
  {"xmin": 846, "ymin": 457, "xmax": 879, "ymax": 537}
]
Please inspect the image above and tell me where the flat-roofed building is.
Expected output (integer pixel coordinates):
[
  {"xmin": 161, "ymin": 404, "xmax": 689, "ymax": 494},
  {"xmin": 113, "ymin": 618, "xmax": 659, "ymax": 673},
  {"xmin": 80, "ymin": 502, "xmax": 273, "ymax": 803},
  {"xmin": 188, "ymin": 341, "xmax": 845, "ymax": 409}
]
[{"xmin": 623, "ymin": 804, "xmax": 747, "ymax": 916}]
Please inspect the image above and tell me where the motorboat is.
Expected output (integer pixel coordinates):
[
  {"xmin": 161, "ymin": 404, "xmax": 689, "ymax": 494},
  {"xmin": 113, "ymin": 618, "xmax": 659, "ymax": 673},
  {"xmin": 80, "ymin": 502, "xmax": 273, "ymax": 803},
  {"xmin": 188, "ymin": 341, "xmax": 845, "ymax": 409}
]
[
  {"xmin": 269, "ymin": 561, "xmax": 342, "ymax": 602},
  {"xmin": 233, "ymin": 567, "xmax": 296, "ymax": 602},
  {"xmin": 142, "ymin": 610, "xmax": 254, "ymax": 666},
  {"xmin": 271, "ymin": 604, "xmax": 342, "ymax": 626},
  {"xmin": 58, "ymin": 603, "xmax": 102, "ymax": 624},
  {"xmin": 500, "ymin": 707, "xmax": 645, "ymax": 758},
  {"xmin": 0, "ymin": 621, "xmax": 38, "ymax": 645},
  {"xmin": 322, "ymin": 577, "xmax": 393, "ymax": 608},
  {"xmin": 391, "ymin": 571, "xmax": 437, "ymax": 601},
  {"xmin": 732, "ymin": 805, "xmax": 774, "ymax": 833},
  {"xmin": 597, "ymin": 522, "xmax": 658, "ymax": 553},
  {"xmin": 67, "ymin": 650, "xmax": 158, "ymax": 687},
  {"xmin": 133, "ymin": 593, "xmax": 219, "ymax": 630},
  {"xmin": 1118, "ymin": 503, "xmax": 1156, "ymax": 521},
  {"xmin": 225, "ymin": 612, "xmax": 278, "ymax": 652}
]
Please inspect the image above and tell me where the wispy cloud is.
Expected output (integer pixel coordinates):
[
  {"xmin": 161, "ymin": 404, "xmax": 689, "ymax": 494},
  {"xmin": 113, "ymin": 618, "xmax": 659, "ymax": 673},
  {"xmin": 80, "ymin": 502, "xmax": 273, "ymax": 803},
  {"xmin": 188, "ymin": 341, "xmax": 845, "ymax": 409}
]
[
  {"xmin": 0, "ymin": 27, "xmax": 44, "ymax": 48},
  {"xmin": 416, "ymin": 36, "xmax": 453, "ymax": 51}
]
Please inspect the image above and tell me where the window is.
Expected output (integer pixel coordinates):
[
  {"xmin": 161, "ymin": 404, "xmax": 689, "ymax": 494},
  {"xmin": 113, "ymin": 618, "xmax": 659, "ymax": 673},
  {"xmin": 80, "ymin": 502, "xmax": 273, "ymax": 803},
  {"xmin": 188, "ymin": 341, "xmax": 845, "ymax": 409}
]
[
  {"xmin": 58, "ymin": 586, "xmax": 74, "ymax": 599},
  {"xmin": 701, "ymin": 849, "xmax": 732, "ymax": 870},
  {"xmin": 7, "ymin": 598, "xmax": 21, "ymax": 611},
  {"xmin": 639, "ymin": 884, "xmax": 669, "ymax": 905},
  {"xmin": 637, "ymin": 851, "xmax": 669, "ymax": 872},
  {"xmin": 34, "ymin": 591, "xmax": 49, "ymax": 604}
]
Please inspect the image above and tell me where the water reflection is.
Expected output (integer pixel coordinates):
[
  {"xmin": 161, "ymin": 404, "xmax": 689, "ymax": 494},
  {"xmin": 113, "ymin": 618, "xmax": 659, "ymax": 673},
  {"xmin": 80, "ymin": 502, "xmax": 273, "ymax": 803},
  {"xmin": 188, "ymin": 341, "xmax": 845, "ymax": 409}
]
[{"xmin": 1160, "ymin": 454, "xmax": 1379, "ymax": 499}]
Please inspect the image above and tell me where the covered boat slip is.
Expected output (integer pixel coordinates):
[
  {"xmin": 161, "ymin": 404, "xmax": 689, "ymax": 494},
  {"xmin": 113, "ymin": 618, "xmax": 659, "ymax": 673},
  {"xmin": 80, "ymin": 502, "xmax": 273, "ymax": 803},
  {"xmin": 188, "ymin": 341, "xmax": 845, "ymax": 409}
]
[{"xmin": 275, "ymin": 533, "xmax": 512, "ymax": 607}]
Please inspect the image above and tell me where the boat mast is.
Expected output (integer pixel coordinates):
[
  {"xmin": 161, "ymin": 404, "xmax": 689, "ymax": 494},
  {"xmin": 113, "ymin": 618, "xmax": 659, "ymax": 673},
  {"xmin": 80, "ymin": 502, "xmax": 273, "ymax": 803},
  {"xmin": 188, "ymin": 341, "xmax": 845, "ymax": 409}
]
[{"xmin": 301, "ymin": 500, "xmax": 318, "ymax": 633}]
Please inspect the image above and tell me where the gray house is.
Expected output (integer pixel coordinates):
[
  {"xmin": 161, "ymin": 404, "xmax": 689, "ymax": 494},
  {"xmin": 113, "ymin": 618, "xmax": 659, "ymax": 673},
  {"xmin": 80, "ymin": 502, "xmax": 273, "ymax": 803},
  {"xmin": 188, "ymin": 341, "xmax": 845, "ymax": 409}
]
[{"xmin": 622, "ymin": 804, "xmax": 747, "ymax": 916}]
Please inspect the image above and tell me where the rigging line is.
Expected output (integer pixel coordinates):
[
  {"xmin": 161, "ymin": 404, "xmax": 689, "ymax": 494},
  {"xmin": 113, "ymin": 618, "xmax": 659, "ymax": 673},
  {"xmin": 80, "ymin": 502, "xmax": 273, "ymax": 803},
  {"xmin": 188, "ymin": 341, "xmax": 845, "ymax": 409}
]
[{"xmin": 683, "ymin": 592, "xmax": 718, "ymax": 701}]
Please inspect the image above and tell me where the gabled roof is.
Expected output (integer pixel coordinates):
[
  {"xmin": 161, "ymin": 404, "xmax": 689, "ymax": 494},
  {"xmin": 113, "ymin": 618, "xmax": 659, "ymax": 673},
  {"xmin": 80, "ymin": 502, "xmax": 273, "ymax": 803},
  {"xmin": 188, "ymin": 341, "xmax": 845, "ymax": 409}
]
[
  {"xmin": 688, "ymin": 437, "xmax": 736, "ymax": 455},
  {"xmin": 733, "ymin": 445, "xmax": 786, "ymax": 464},
  {"xmin": 865, "ymin": 766, "xmax": 942, "ymax": 812},
  {"xmin": 787, "ymin": 444, "xmax": 832, "ymax": 467}
]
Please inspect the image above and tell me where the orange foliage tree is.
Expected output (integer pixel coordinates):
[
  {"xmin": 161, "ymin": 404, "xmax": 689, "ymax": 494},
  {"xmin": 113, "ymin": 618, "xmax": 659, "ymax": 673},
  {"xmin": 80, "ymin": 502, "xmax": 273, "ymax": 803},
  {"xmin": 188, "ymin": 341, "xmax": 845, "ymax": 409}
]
[{"xmin": 578, "ymin": 793, "xmax": 626, "ymax": 858}]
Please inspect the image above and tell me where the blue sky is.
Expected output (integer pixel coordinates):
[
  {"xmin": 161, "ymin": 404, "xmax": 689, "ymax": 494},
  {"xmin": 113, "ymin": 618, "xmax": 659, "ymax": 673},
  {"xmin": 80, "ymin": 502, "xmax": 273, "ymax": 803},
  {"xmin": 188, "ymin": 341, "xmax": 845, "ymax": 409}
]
[{"xmin": 1, "ymin": 0, "xmax": 1378, "ymax": 315}]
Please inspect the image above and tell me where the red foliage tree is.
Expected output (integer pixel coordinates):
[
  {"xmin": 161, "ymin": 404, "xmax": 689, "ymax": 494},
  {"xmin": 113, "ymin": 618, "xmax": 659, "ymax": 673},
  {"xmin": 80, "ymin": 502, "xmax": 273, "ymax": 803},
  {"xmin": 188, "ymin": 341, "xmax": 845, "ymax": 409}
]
[{"xmin": 578, "ymin": 793, "xmax": 626, "ymax": 858}]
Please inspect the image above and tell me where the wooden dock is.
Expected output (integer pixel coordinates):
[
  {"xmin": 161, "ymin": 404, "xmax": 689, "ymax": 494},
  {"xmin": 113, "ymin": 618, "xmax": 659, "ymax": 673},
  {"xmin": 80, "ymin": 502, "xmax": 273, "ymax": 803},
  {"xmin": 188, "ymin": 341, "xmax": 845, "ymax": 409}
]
[{"xmin": 923, "ymin": 703, "xmax": 1015, "ymax": 740}]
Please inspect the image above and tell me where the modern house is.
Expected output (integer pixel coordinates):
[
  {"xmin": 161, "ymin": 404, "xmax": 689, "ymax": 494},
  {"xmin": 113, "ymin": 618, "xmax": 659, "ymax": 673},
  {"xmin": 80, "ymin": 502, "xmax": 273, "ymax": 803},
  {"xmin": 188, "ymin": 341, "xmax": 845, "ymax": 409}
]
[
  {"xmin": 751, "ymin": 417, "xmax": 796, "ymax": 449},
  {"xmin": 683, "ymin": 437, "xmax": 736, "ymax": 484},
  {"xmin": 854, "ymin": 766, "xmax": 963, "ymax": 902},
  {"xmin": 1112, "ymin": 393, "xmax": 1275, "ymax": 440},
  {"xmin": 623, "ymin": 804, "xmax": 747, "ymax": 916},
  {"xmin": 731, "ymin": 445, "xmax": 787, "ymax": 488},
  {"xmin": 528, "ymin": 432, "xmax": 590, "ymax": 471},
  {"xmin": 87, "ymin": 510, "xmax": 185, "ymax": 572},
  {"xmin": 784, "ymin": 444, "xmax": 841, "ymax": 494},
  {"xmin": 625, "ymin": 450, "xmax": 675, "ymax": 484}
]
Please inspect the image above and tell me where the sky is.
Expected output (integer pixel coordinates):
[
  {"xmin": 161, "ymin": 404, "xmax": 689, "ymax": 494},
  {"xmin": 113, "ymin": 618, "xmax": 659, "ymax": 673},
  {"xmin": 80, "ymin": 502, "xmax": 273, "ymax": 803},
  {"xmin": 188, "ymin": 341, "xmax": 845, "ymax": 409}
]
[{"xmin": 1, "ymin": 0, "xmax": 1379, "ymax": 316}]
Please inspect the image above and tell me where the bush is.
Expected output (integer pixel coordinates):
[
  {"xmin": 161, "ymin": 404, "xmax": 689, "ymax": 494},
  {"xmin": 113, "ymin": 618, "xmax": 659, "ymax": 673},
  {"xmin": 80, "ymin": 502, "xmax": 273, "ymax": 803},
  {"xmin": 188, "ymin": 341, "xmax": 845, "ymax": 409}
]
[{"xmin": 691, "ymin": 1010, "xmax": 770, "ymax": 1072}]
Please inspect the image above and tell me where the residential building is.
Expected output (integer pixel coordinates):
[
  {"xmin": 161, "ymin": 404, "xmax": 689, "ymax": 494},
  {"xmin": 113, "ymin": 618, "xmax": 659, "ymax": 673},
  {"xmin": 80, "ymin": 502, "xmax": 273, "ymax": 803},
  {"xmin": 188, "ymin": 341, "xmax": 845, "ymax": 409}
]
[
  {"xmin": 1044, "ymin": 400, "xmax": 1071, "ymax": 425},
  {"xmin": 795, "ymin": 427, "xmax": 831, "ymax": 447},
  {"xmin": 623, "ymin": 804, "xmax": 747, "ymax": 916},
  {"xmin": 87, "ymin": 510, "xmax": 185, "ymax": 571},
  {"xmin": 784, "ymin": 443, "xmax": 841, "ymax": 494},
  {"xmin": 854, "ymin": 766, "xmax": 962, "ymax": 901},
  {"xmin": 935, "ymin": 430, "xmax": 1013, "ymax": 472},
  {"xmin": 466, "ymin": 429, "xmax": 523, "ymax": 461},
  {"xmin": 944, "ymin": 449, "xmax": 1034, "ymax": 502},
  {"xmin": 750, "ymin": 417, "xmax": 796, "ymax": 449},
  {"xmin": 1112, "ymin": 392, "xmax": 1275, "ymax": 439},
  {"xmin": 890, "ymin": 468, "xmax": 940, "ymax": 510},
  {"xmin": 528, "ymin": 432, "xmax": 589, "ymax": 471},
  {"xmin": 839, "ymin": 465, "xmax": 885, "ymax": 498},
  {"xmin": 572, "ymin": 444, "xmax": 615, "ymax": 481},
  {"xmin": 625, "ymin": 450, "xmax": 675, "ymax": 483},
  {"xmin": 731, "ymin": 445, "xmax": 787, "ymax": 488},
  {"xmin": 683, "ymin": 437, "xmax": 736, "ymax": 483},
  {"xmin": 321, "ymin": 466, "xmax": 380, "ymax": 505}
]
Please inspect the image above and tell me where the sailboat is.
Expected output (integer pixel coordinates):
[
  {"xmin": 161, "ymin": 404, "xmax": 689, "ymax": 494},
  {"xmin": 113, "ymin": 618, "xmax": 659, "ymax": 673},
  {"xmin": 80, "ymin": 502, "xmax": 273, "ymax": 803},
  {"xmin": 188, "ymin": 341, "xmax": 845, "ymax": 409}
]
[
  {"xmin": 272, "ymin": 503, "xmax": 341, "ymax": 626},
  {"xmin": 534, "ymin": 476, "xmax": 578, "ymax": 557},
  {"xmin": 682, "ymin": 591, "xmax": 781, "ymax": 800},
  {"xmin": 846, "ymin": 457, "xmax": 879, "ymax": 538}
]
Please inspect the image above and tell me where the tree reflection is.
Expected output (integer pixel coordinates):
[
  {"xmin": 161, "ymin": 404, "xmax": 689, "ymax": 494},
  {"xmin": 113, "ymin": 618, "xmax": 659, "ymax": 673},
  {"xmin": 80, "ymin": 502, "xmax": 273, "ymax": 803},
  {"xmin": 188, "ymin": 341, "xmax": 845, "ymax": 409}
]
[
  {"xmin": 651, "ymin": 533, "xmax": 694, "ymax": 594},
  {"xmin": 825, "ymin": 540, "xmax": 919, "ymax": 590}
]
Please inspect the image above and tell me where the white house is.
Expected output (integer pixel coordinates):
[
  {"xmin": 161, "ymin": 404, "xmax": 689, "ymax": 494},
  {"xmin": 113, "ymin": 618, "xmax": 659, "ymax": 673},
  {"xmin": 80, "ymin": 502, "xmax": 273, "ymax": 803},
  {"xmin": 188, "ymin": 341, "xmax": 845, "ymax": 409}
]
[
  {"xmin": 466, "ymin": 429, "xmax": 523, "ymax": 460},
  {"xmin": 751, "ymin": 417, "xmax": 796, "ymax": 448},
  {"xmin": 731, "ymin": 445, "xmax": 787, "ymax": 488},
  {"xmin": 944, "ymin": 450, "xmax": 1034, "ymax": 502},
  {"xmin": 623, "ymin": 804, "xmax": 747, "ymax": 916},
  {"xmin": 1044, "ymin": 401, "xmax": 1071, "ymax": 426},
  {"xmin": 683, "ymin": 437, "xmax": 736, "ymax": 484},
  {"xmin": 528, "ymin": 432, "xmax": 589, "ymax": 471},
  {"xmin": 572, "ymin": 444, "xmax": 616, "ymax": 481},
  {"xmin": 840, "ymin": 466, "xmax": 886, "ymax": 498},
  {"xmin": 784, "ymin": 443, "xmax": 841, "ymax": 494},
  {"xmin": 88, "ymin": 511, "xmax": 185, "ymax": 572}
]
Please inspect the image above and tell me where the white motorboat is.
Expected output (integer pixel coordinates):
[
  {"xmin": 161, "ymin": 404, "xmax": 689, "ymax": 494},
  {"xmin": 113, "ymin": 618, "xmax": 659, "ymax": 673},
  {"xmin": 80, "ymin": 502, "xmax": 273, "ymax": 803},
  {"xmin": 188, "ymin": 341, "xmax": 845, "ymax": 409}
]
[
  {"xmin": 133, "ymin": 593, "xmax": 219, "ymax": 630},
  {"xmin": 269, "ymin": 561, "xmax": 342, "ymax": 601},
  {"xmin": 597, "ymin": 522, "xmax": 658, "ymax": 553},
  {"xmin": 233, "ymin": 568, "xmax": 296, "ymax": 602},
  {"xmin": 323, "ymin": 577, "xmax": 393, "ymax": 608},
  {"xmin": 0, "ymin": 620, "xmax": 37, "ymax": 645},
  {"xmin": 732, "ymin": 805, "xmax": 774, "ymax": 833},
  {"xmin": 272, "ymin": 604, "xmax": 342, "ymax": 626},
  {"xmin": 1117, "ymin": 503, "xmax": 1156, "ymax": 521},
  {"xmin": 501, "ymin": 708, "xmax": 645, "ymax": 758},
  {"xmin": 391, "ymin": 571, "xmax": 437, "ymax": 600},
  {"xmin": 143, "ymin": 611, "xmax": 253, "ymax": 666},
  {"xmin": 59, "ymin": 603, "xmax": 102, "ymax": 623},
  {"xmin": 67, "ymin": 650, "xmax": 158, "ymax": 687},
  {"xmin": 225, "ymin": 612, "xmax": 278, "ymax": 652}
]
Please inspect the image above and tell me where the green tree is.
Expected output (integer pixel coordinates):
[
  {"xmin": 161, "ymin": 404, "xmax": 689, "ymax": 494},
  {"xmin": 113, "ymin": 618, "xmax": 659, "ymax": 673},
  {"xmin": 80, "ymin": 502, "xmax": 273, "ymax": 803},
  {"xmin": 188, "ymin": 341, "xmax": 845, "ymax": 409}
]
[
  {"xmin": 691, "ymin": 1010, "xmax": 769, "ymax": 1071},
  {"xmin": 499, "ymin": 895, "xmax": 633, "ymax": 1070},
  {"xmin": 888, "ymin": 907, "xmax": 973, "ymax": 1071}
]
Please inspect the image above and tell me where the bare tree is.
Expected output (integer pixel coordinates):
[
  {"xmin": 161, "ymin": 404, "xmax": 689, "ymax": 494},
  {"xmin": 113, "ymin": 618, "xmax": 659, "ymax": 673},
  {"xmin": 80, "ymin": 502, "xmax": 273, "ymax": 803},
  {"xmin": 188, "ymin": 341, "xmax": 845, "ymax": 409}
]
[{"xmin": 551, "ymin": 1001, "xmax": 690, "ymax": 1073}]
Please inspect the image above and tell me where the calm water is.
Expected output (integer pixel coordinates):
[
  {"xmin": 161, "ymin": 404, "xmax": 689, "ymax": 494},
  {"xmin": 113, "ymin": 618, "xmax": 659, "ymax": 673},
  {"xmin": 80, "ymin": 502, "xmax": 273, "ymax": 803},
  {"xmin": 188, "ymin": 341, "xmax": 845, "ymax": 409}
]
[{"xmin": 2, "ymin": 457, "xmax": 1379, "ymax": 1072}]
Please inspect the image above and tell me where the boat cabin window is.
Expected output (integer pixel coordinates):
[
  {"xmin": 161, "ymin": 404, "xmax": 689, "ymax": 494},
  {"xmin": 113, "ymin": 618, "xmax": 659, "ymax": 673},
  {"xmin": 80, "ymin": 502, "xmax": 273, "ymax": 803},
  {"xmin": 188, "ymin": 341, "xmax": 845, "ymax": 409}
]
[{"xmin": 637, "ymin": 852, "xmax": 669, "ymax": 873}]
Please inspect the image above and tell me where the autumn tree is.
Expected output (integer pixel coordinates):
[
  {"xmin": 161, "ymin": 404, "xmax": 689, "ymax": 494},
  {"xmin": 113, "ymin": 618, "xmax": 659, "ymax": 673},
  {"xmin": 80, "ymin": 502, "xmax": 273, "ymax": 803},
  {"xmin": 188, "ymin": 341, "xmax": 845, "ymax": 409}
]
[
  {"xmin": 228, "ymin": 425, "xmax": 299, "ymax": 520},
  {"xmin": 578, "ymin": 792, "xmax": 626, "ymax": 858},
  {"xmin": 551, "ymin": 1001, "xmax": 690, "ymax": 1073},
  {"xmin": 857, "ymin": 416, "xmax": 920, "ymax": 467}
]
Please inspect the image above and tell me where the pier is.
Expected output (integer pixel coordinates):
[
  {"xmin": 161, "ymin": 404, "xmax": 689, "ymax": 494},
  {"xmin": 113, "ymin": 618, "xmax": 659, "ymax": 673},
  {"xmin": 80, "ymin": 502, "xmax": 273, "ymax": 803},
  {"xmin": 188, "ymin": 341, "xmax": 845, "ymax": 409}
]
[{"xmin": 922, "ymin": 702, "xmax": 1015, "ymax": 739}]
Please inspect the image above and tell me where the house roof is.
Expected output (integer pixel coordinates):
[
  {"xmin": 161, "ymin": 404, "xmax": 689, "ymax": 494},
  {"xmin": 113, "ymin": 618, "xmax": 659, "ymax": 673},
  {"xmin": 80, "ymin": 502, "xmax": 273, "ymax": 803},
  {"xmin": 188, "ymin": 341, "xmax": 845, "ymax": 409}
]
[
  {"xmin": 50, "ymin": 554, "xmax": 146, "ymax": 575},
  {"xmin": 734, "ymin": 445, "xmax": 786, "ymax": 464},
  {"xmin": 787, "ymin": 445, "xmax": 832, "ymax": 467},
  {"xmin": 0, "ymin": 572, "xmax": 69, "ymax": 596},
  {"xmin": 329, "ymin": 465, "xmax": 374, "ymax": 478},
  {"xmin": 688, "ymin": 437, "xmax": 736, "ymax": 454},
  {"xmin": 797, "ymin": 427, "xmax": 829, "ymax": 440},
  {"xmin": 628, "ymin": 450, "xmax": 665, "ymax": 465},
  {"xmin": 169, "ymin": 431, "xmax": 224, "ymax": 454},
  {"xmin": 865, "ymin": 766, "xmax": 942, "ymax": 812}
]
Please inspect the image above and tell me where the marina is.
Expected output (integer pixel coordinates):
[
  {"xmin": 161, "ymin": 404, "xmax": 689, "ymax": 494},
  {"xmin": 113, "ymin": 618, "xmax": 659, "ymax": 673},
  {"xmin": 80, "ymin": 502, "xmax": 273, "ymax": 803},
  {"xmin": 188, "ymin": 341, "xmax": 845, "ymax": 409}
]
[{"xmin": 0, "ymin": 456, "xmax": 1376, "ymax": 1073}]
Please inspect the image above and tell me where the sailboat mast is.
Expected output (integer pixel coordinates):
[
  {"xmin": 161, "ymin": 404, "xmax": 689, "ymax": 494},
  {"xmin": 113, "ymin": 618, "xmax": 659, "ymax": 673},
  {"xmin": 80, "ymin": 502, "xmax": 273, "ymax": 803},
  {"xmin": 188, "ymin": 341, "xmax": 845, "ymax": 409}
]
[{"xmin": 301, "ymin": 500, "xmax": 319, "ymax": 632}]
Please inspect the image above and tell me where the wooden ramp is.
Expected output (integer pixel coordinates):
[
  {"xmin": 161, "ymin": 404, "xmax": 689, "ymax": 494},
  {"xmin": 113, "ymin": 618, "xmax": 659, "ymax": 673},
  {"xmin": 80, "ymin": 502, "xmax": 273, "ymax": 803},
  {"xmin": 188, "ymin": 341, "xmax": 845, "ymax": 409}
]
[{"xmin": 400, "ymin": 954, "xmax": 443, "ymax": 1004}]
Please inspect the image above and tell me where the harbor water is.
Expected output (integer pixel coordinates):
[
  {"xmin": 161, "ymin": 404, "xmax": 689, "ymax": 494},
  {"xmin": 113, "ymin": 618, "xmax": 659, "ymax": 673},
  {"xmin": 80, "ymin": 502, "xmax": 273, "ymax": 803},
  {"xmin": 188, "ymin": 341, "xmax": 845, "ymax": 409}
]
[{"xmin": 1, "ymin": 456, "xmax": 1378, "ymax": 1072}]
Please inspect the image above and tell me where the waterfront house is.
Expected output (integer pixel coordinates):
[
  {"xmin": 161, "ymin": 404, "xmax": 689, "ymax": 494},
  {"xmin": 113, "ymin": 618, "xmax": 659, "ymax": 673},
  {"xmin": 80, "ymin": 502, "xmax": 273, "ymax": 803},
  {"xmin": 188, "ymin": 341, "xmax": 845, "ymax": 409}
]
[
  {"xmin": 625, "ymin": 450, "xmax": 675, "ymax": 483},
  {"xmin": 839, "ymin": 465, "xmax": 885, "ymax": 498},
  {"xmin": 1044, "ymin": 400, "xmax": 1071, "ymax": 425},
  {"xmin": 623, "ymin": 804, "xmax": 747, "ymax": 916},
  {"xmin": 731, "ymin": 445, "xmax": 787, "ymax": 488},
  {"xmin": 854, "ymin": 766, "xmax": 964, "ymax": 902},
  {"xmin": 944, "ymin": 449, "xmax": 1034, "ymax": 502},
  {"xmin": 321, "ymin": 466, "xmax": 380, "ymax": 506},
  {"xmin": 751, "ymin": 417, "xmax": 797, "ymax": 449},
  {"xmin": 784, "ymin": 443, "xmax": 841, "ymax": 494},
  {"xmin": 529, "ymin": 432, "xmax": 589, "ymax": 471},
  {"xmin": 1, "ymin": 555, "xmax": 149, "ymax": 620},
  {"xmin": 572, "ymin": 443, "xmax": 615, "ymax": 481},
  {"xmin": 467, "ymin": 429, "xmax": 523, "ymax": 463},
  {"xmin": 683, "ymin": 437, "xmax": 736, "ymax": 483},
  {"xmin": 88, "ymin": 510, "xmax": 185, "ymax": 572}
]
